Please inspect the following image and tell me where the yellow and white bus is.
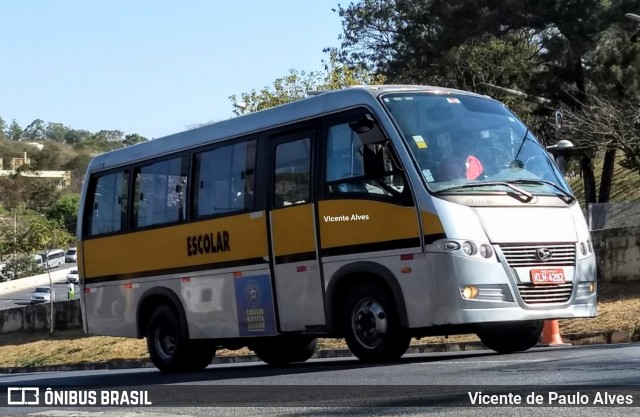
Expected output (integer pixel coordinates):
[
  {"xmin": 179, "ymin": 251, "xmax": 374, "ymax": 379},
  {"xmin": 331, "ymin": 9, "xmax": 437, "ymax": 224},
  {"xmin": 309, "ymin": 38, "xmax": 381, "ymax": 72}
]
[{"xmin": 78, "ymin": 85, "xmax": 597, "ymax": 372}]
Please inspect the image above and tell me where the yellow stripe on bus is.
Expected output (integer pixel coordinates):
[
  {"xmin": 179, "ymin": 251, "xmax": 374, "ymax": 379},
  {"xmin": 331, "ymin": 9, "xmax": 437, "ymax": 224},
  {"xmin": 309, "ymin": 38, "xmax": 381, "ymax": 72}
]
[
  {"xmin": 421, "ymin": 210, "xmax": 445, "ymax": 236},
  {"xmin": 318, "ymin": 200, "xmax": 420, "ymax": 249},
  {"xmin": 82, "ymin": 212, "xmax": 268, "ymax": 279},
  {"xmin": 271, "ymin": 204, "xmax": 316, "ymax": 256}
]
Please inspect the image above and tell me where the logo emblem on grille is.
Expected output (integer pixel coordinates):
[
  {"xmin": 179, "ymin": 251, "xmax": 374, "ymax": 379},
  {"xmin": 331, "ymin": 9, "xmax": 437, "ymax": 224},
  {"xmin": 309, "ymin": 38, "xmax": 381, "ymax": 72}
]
[{"xmin": 535, "ymin": 248, "xmax": 553, "ymax": 261}]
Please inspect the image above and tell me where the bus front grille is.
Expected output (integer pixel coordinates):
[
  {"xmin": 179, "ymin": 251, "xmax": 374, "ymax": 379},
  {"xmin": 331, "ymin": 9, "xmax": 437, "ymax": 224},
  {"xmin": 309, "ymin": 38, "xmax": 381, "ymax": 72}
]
[
  {"xmin": 500, "ymin": 244, "xmax": 576, "ymax": 267},
  {"xmin": 516, "ymin": 283, "xmax": 573, "ymax": 304}
]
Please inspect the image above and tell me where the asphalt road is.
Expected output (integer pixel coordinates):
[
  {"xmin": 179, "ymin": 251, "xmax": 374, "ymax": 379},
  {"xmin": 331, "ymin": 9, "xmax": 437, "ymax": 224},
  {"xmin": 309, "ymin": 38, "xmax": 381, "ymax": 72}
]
[
  {"xmin": 0, "ymin": 263, "xmax": 78, "ymax": 309},
  {"xmin": 1, "ymin": 343, "xmax": 639, "ymax": 416}
]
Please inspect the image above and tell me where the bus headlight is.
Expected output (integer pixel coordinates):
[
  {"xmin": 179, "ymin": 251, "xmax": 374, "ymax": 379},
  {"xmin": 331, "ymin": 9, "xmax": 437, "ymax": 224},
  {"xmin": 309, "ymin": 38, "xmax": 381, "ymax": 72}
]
[
  {"xmin": 587, "ymin": 239, "xmax": 593, "ymax": 253},
  {"xmin": 479, "ymin": 244, "xmax": 494, "ymax": 258},
  {"xmin": 462, "ymin": 241, "xmax": 477, "ymax": 256},
  {"xmin": 462, "ymin": 286, "xmax": 479, "ymax": 299},
  {"xmin": 580, "ymin": 242, "xmax": 587, "ymax": 256}
]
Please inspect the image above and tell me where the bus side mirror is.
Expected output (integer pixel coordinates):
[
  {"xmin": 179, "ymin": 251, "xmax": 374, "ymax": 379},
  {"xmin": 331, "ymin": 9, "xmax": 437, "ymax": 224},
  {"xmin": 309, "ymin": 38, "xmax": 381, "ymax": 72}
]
[
  {"xmin": 349, "ymin": 113, "xmax": 375, "ymax": 134},
  {"xmin": 350, "ymin": 113, "xmax": 386, "ymax": 145}
]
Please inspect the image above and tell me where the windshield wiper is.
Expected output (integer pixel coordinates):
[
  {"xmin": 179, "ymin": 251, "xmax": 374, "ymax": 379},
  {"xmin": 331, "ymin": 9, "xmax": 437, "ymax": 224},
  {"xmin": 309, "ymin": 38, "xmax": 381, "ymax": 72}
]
[
  {"xmin": 433, "ymin": 181, "xmax": 533, "ymax": 201},
  {"xmin": 507, "ymin": 179, "xmax": 576, "ymax": 203}
]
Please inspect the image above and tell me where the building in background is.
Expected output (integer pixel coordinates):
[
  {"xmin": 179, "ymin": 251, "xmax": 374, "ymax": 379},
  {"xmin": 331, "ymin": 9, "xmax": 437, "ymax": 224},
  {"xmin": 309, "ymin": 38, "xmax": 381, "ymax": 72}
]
[{"xmin": 0, "ymin": 152, "xmax": 71, "ymax": 189}]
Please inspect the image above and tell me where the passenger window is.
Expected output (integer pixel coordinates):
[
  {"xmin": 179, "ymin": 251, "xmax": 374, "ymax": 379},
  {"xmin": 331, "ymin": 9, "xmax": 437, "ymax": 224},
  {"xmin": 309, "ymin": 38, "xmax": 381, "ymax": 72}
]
[
  {"xmin": 134, "ymin": 156, "xmax": 188, "ymax": 228},
  {"xmin": 88, "ymin": 170, "xmax": 129, "ymax": 236},
  {"xmin": 274, "ymin": 138, "xmax": 311, "ymax": 207},
  {"xmin": 193, "ymin": 140, "xmax": 256, "ymax": 217},
  {"xmin": 325, "ymin": 118, "xmax": 407, "ymax": 200}
]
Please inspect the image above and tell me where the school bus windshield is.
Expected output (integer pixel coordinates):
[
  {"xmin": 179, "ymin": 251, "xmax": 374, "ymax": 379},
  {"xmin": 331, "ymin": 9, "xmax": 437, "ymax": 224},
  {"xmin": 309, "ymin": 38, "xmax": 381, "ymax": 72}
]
[{"xmin": 381, "ymin": 92, "xmax": 572, "ymax": 197}]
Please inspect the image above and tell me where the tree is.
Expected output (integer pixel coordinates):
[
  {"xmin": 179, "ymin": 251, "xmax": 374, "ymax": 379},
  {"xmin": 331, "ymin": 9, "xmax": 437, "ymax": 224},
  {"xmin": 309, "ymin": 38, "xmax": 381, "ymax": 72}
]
[
  {"xmin": 25, "ymin": 179, "xmax": 60, "ymax": 214},
  {"xmin": 23, "ymin": 119, "xmax": 46, "ymax": 142},
  {"xmin": 2, "ymin": 210, "xmax": 73, "ymax": 334},
  {"xmin": 229, "ymin": 50, "xmax": 385, "ymax": 115},
  {"xmin": 7, "ymin": 120, "xmax": 23, "ymax": 141},
  {"xmin": 334, "ymin": 0, "xmax": 640, "ymax": 206},
  {"xmin": 0, "ymin": 116, "xmax": 7, "ymax": 141},
  {"xmin": 47, "ymin": 193, "xmax": 80, "ymax": 234},
  {"xmin": 93, "ymin": 130, "xmax": 124, "ymax": 143},
  {"xmin": 0, "ymin": 209, "xmax": 73, "ymax": 267},
  {"xmin": 28, "ymin": 142, "xmax": 64, "ymax": 170},
  {"xmin": 46, "ymin": 123, "xmax": 69, "ymax": 143},
  {"xmin": 560, "ymin": 95, "xmax": 640, "ymax": 175},
  {"xmin": 123, "ymin": 133, "xmax": 148, "ymax": 146},
  {"xmin": 1, "ymin": 257, "xmax": 41, "ymax": 282},
  {"xmin": 62, "ymin": 153, "xmax": 92, "ymax": 191},
  {"xmin": 64, "ymin": 129, "xmax": 92, "ymax": 145}
]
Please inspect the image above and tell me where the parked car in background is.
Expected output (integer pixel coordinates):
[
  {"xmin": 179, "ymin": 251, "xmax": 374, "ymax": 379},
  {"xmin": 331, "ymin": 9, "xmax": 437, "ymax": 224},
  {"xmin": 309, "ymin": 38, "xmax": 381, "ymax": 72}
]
[
  {"xmin": 66, "ymin": 268, "xmax": 79, "ymax": 283},
  {"xmin": 65, "ymin": 247, "xmax": 78, "ymax": 263},
  {"xmin": 31, "ymin": 287, "xmax": 55, "ymax": 304}
]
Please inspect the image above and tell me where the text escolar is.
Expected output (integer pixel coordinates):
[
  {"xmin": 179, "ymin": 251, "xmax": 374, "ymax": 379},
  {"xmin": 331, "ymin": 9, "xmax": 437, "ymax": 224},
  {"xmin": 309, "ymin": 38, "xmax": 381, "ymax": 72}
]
[{"xmin": 187, "ymin": 231, "xmax": 230, "ymax": 256}]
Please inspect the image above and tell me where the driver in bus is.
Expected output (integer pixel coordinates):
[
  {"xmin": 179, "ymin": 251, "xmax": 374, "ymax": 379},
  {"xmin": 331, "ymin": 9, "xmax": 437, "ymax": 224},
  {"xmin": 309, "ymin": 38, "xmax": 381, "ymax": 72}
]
[{"xmin": 436, "ymin": 131, "xmax": 484, "ymax": 181}]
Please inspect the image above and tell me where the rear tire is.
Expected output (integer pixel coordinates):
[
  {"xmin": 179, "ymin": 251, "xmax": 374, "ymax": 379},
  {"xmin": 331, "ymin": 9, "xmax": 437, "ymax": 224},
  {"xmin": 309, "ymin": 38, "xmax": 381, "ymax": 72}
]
[
  {"xmin": 342, "ymin": 283, "xmax": 410, "ymax": 362},
  {"xmin": 146, "ymin": 305, "xmax": 215, "ymax": 372},
  {"xmin": 253, "ymin": 337, "xmax": 317, "ymax": 366},
  {"xmin": 477, "ymin": 320, "xmax": 544, "ymax": 354}
]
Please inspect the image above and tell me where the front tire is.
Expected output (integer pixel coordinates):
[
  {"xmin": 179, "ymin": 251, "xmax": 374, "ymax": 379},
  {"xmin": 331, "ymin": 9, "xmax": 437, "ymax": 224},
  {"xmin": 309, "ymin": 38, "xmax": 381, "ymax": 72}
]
[
  {"xmin": 476, "ymin": 320, "xmax": 544, "ymax": 354},
  {"xmin": 343, "ymin": 283, "xmax": 410, "ymax": 362},
  {"xmin": 146, "ymin": 305, "xmax": 215, "ymax": 372},
  {"xmin": 253, "ymin": 337, "xmax": 317, "ymax": 366}
]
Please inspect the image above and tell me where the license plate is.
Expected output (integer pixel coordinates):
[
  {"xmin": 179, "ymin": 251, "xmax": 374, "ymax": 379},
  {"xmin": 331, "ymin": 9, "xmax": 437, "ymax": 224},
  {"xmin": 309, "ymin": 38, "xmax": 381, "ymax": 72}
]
[{"xmin": 530, "ymin": 269, "xmax": 565, "ymax": 284}]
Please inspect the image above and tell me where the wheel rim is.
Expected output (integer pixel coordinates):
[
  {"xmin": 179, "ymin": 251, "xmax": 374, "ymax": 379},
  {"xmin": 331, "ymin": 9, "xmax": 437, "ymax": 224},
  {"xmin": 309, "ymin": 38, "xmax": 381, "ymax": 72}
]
[
  {"xmin": 154, "ymin": 322, "xmax": 177, "ymax": 360},
  {"xmin": 351, "ymin": 297, "xmax": 387, "ymax": 349}
]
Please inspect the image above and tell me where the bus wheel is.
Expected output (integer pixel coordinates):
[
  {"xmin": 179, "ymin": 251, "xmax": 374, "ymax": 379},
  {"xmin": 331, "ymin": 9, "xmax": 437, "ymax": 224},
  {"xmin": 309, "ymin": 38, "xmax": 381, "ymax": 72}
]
[
  {"xmin": 343, "ymin": 283, "xmax": 410, "ymax": 362},
  {"xmin": 476, "ymin": 320, "xmax": 544, "ymax": 354},
  {"xmin": 146, "ymin": 305, "xmax": 215, "ymax": 372},
  {"xmin": 253, "ymin": 337, "xmax": 317, "ymax": 366}
]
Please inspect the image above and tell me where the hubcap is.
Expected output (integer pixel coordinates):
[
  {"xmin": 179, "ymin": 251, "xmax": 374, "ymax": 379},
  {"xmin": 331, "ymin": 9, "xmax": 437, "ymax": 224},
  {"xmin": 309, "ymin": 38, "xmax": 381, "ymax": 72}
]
[
  {"xmin": 352, "ymin": 298, "xmax": 387, "ymax": 349},
  {"xmin": 154, "ymin": 323, "xmax": 177, "ymax": 360}
]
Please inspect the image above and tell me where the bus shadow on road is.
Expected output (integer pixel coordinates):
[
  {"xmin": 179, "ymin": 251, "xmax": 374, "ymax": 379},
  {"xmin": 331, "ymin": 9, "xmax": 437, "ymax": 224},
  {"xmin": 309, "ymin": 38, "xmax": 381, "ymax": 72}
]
[{"xmin": 14, "ymin": 350, "xmax": 497, "ymax": 387}]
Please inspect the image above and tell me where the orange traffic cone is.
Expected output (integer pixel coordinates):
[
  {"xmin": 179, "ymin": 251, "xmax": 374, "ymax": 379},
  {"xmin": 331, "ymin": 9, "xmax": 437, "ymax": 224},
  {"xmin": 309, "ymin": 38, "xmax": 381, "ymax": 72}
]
[{"xmin": 541, "ymin": 319, "xmax": 571, "ymax": 346}]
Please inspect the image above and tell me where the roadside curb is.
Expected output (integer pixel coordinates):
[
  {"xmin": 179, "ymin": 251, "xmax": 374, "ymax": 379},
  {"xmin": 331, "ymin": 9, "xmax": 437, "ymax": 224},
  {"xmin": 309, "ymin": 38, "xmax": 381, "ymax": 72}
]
[{"xmin": 0, "ymin": 330, "xmax": 632, "ymax": 374}]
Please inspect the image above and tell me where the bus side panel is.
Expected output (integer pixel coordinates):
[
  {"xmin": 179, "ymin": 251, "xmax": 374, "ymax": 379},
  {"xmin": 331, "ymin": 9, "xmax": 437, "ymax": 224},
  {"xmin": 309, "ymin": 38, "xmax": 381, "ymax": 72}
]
[
  {"xmin": 83, "ymin": 266, "xmax": 275, "ymax": 339},
  {"xmin": 82, "ymin": 212, "xmax": 275, "ymax": 339},
  {"xmin": 82, "ymin": 213, "xmax": 268, "ymax": 280},
  {"xmin": 83, "ymin": 280, "xmax": 138, "ymax": 338},
  {"xmin": 318, "ymin": 199, "xmax": 435, "ymax": 328},
  {"xmin": 270, "ymin": 203, "xmax": 325, "ymax": 331},
  {"xmin": 323, "ymin": 252, "xmax": 436, "ymax": 329},
  {"xmin": 318, "ymin": 200, "xmax": 420, "ymax": 251}
]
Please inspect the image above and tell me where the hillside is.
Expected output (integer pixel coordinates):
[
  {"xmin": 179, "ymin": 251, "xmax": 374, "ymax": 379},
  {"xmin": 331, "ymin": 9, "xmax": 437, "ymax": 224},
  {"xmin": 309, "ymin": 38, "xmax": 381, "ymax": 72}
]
[{"xmin": 568, "ymin": 152, "xmax": 640, "ymax": 204}]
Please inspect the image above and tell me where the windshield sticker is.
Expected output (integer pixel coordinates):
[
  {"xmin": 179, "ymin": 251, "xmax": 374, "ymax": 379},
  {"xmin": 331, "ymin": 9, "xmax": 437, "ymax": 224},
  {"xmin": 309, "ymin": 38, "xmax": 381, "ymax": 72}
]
[
  {"xmin": 422, "ymin": 169, "xmax": 434, "ymax": 182},
  {"xmin": 446, "ymin": 97, "xmax": 461, "ymax": 104},
  {"xmin": 412, "ymin": 135, "xmax": 428, "ymax": 149}
]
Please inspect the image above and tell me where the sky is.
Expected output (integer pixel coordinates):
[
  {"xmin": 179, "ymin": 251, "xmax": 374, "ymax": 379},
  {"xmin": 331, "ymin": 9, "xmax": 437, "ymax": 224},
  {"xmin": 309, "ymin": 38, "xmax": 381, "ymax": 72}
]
[{"xmin": 0, "ymin": 1, "xmax": 345, "ymax": 139}]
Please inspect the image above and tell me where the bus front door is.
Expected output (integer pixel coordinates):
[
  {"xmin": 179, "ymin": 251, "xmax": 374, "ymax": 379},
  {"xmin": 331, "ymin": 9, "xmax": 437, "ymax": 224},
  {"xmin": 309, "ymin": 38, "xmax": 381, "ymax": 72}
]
[{"xmin": 267, "ymin": 131, "xmax": 325, "ymax": 332}]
